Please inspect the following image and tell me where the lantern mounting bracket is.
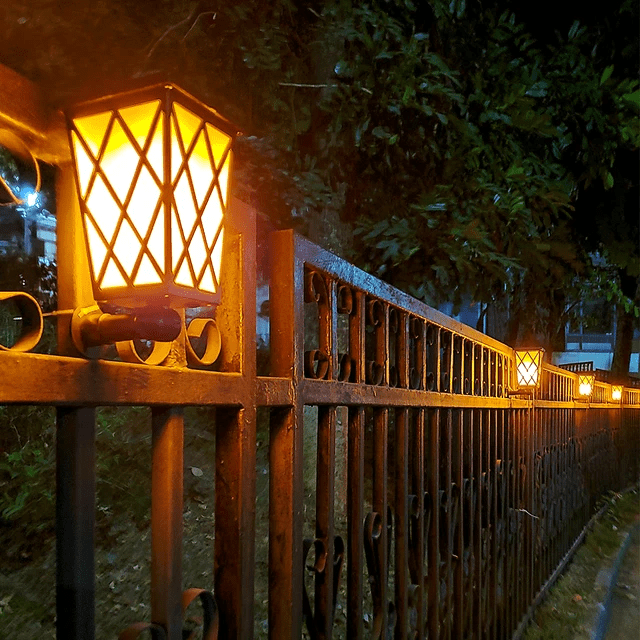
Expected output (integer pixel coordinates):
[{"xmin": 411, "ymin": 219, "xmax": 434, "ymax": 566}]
[{"xmin": 71, "ymin": 305, "xmax": 182, "ymax": 354}]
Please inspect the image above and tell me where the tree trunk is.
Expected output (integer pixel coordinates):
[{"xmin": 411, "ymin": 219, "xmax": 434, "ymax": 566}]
[{"xmin": 611, "ymin": 274, "xmax": 639, "ymax": 376}]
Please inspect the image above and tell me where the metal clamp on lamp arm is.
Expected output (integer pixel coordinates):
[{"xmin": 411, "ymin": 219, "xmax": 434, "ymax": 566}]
[{"xmin": 71, "ymin": 304, "xmax": 182, "ymax": 352}]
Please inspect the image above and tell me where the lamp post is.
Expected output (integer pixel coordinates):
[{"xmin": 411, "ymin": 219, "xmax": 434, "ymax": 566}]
[
  {"xmin": 514, "ymin": 348, "xmax": 544, "ymax": 392},
  {"xmin": 67, "ymin": 82, "xmax": 236, "ymax": 351}
]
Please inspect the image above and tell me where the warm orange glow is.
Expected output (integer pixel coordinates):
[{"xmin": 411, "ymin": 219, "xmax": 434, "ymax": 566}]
[
  {"xmin": 515, "ymin": 349, "xmax": 543, "ymax": 388},
  {"xmin": 578, "ymin": 374, "xmax": 594, "ymax": 397},
  {"xmin": 69, "ymin": 85, "xmax": 233, "ymax": 308},
  {"xmin": 612, "ymin": 385, "xmax": 623, "ymax": 401}
]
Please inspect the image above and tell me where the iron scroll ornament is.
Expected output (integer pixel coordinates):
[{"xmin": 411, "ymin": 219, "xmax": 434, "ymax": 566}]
[
  {"xmin": 304, "ymin": 269, "xmax": 331, "ymax": 380},
  {"xmin": 0, "ymin": 291, "xmax": 221, "ymax": 368},
  {"xmin": 0, "ymin": 291, "xmax": 44, "ymax": 352},
  {"xmin": 301, "ymin": 534, "xmax": 345, "ymax": 639},
  {"xmin": 118, "ymin": 587, "xmax": 219, "ymax": 639},
  {"xmin": 364, "ymin": 509, "xmax": 396, "ymax": 640}
]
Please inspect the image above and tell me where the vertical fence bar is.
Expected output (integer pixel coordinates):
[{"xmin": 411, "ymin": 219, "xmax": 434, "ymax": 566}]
[
  {"xmin": 497, "ymin": 410, "xmax": 512, "ymax": 640},
  {"xmin": 215, "ymin": 406, "xmax": 257, "ymax": 640},
  {"xmin": 55, "ymin": 146, "xmax": 97, "ymax": 640},
  {"xmin": 440, "ymin": 409, "xmax": 453, "ymax": 640},
  {"xmin": 489, "ymin": 409, "xmax": 498, "ymax": 640},
  {"xmin": 347, "ymin": 289, "xmax": 366, "ymax": 640},
  {"xmin": 373, "ymin": 407, "xmax": 390, "ymax": 637},
  {"xmin": 410, "ymin": 409, "xmax": 426, "ymax": 639},
  {"xmin": 427, "ymin": 408, "xmax": 440, "ymax": 640},
  {"xmin": 452, "ymin": 409, "xmax": 464, "ymax": 639},
  {"xmin": 269, "ymin": 405, "xmax": 304, "ymax": 640},
  {"xmin": 347, "ymin": 406, "xmax": 365, "ymax": 640},
  {"xmin": 151, "ymin": 407, "xmax": 184, "ymax": 640},
  {"xmin": 215, "ymin": 203, "xmax": 257, "ymax": 640},
  {"xmin": 56, "ymin": 406, "xmax": 96, "ymax": 640},
  {"xmin": 394, "ymin": 312, "xmax": 410, "ymax": 638},
  {"xmin": 395, "ymin": 408, "xmax": 410, "ymax": 639},
  {"xmin": 269, "ymin": 230, "xmax": 304, "ymax": 640},
  {"xmin": 315, "ymin": 406, "xmax": 337, "ymax": 637},
  {"xmin": 473, "ymin": 409, "xmax": 482, "ymax": 640}
]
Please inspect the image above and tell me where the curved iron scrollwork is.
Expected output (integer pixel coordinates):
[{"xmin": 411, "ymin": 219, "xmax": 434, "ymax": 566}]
[
  {"xmin": 118, "ymin": 588, "xmax": 219, "ymax": 640},
  {"xmin": 0, "ymin": 290, "xmax": 222, "ymax": 368},
  {"xmin": 408, "ymin": 316, "xmax": 424, "ymax": 390},
  {"xmin": 388, "ymin": 308, "xmax": 400, "ymax": 388},
  {"xmin": 301, "ymin": 535, "xmax": 345, "ymax": 640},
  {"xmin": 182, "ymin": 588, "xmax": 220, "ymax": 640},
  {"xmin": 425, "ymin": 323, "xmax": 438, "ymax": 391},
  {"xmin": 337, "ymin": 284, "xmax": 356, "ymax": 382},
  {"xmin": 364, "ymin": 509, "xmax": 396, "ymax": 640},
  {"xmin": 0, "ymin": 291, "xmax": 43, "ymax": 352},
  {"xmin": 118, "ymin": 621, "xmax": 167, "ymax": 640},
  {"xmin": 304, "ymin": 269, "xmax": 331, "ymax": 380},
  {"xmin": 366, "ymin": 299, "xmax": 386, "ymax": 386}
]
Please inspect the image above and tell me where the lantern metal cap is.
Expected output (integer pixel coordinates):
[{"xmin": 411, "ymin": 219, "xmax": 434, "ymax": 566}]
[{"xmin": 66, "ymin": 80, "xmax": 240, "ymax": 138}]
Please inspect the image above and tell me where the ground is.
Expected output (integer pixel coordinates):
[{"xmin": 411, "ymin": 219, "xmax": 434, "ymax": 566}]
[{"xmin": 524, "ymin": 488, "xmax": 640, "ymax": 640}]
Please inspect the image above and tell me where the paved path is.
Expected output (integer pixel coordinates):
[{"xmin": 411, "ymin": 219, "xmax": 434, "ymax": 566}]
[{"xmin": 601, "ymin": 523, "xmax": 640, "ymax": 640}]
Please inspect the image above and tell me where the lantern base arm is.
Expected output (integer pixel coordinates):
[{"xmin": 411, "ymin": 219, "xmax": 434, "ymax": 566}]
[
  {"xmin": 507, "ymin": 386, "xmax": 536, "ymax": 397},
  {"xmin": 71, "ymin": 305, "xmax": 182, "ymax": 354}
]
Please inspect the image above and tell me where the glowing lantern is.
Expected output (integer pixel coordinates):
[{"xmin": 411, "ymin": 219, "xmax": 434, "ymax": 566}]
[
  {"xmin": 612, "ymin": 385, "xmax": 623, "ymax": 402},
  {"xmin": 578, "ymin": 374, "xmax": 594, "ymax": 397},
  {"xmin": 67, "ymin": 83, "xmax": 236, "ymax": 310},
  {"xmin": 515, "ymin": 348, "xmax": 544, "ymax": 389}
]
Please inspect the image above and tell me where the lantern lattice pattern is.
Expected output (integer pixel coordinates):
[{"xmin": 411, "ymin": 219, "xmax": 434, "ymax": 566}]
[
  {"xmin": 69, "ymin": 85, "xmax": 233, "ymax": 309},
  {"xmin": 612, "ymin": 385, "xmax": 623, "ymax": 401},
  {"xmin": 578, "ymin": 374, "xmax": 594, "ymax": 397},
  {"xmin": 515, "ymin": 349, "xmax": 543, "ymax": 388}
]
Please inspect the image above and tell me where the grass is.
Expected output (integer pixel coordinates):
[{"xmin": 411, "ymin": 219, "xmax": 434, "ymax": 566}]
[{"xmin": 523, "ymin": 487, "xmax": 640, "ymax": 640}]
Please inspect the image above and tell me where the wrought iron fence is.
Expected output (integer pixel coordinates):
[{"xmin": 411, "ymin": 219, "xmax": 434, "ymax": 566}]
[
  {"xmin": 267, "ymin": 231, "xmax": 639, "ymax": 640},
  {"xmin": 1, "ymin": 64, "xmax": 639, "ymax": 640}
]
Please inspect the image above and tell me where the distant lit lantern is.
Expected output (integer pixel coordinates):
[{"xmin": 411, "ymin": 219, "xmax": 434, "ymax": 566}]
[
  {"xmin": 612, "ymin": 385, "xmax": 623, "ymax": 402},
  {"xmin": 578, "ymin": 374, "xmax": 594, "ymax": 397},
  {"xmin": 67, "ymin": 83, "xmax": 236, "ymax": 310},
  {"xmin": 515, "ymin": 348, "xmax": 544, "ymax": 389}
]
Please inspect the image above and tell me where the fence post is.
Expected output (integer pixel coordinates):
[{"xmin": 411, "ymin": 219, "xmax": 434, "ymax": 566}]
[{"xmin": 55, "ymin": 159, "xmax": 97, "ymax": 640}]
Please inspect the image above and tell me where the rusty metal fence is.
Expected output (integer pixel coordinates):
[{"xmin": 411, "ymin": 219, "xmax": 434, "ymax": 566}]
[
  {"xmin": 267, "ymin": 231, "xmax": 640, "ymax": 640},
  {"xmin": 1, "ymin": 64, "xmax": 640, "ymax": 640}
]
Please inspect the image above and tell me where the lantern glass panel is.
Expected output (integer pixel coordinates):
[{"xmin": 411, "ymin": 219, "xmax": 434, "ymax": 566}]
[
  {"xmin": 612, "ymin": 386, "xmax": 623, "ymax": 401},
  {"xmin": 578, "ymin": 375, "xmax": 594, "ymax": 396},
  {"xmin": 515, "ymin": 349, "xmax": 542, "ymax": 387},
  {"xmin": 69, "ymin": 85, "xmax": 234, "ymax": 308}
]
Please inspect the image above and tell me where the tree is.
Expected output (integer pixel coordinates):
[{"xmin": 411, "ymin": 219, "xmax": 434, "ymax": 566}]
[{"xmin": 0, "ymin": 0, "xmax": 637, "ymax": 366}]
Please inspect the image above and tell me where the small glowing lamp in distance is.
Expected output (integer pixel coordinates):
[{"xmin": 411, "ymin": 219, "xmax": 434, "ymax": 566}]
[
  {"xmin": 578, "ymin": 374, "xmax": 594, "ymax": 397},
  {"xmin": 612, "ymin": 385, "xmax": 623, "ymax": 402}
]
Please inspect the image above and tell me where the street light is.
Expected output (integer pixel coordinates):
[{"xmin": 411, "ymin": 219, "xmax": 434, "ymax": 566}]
[
  {"xmin": 66, "ymin": 83, "xmax": 237, "ymax": 349},
  {"xmin": 514, "ymin": 348, "xmax": 544, "ymax": 390}
]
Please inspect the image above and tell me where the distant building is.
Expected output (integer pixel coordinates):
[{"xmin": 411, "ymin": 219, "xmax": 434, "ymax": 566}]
[{"xmin": 0, "ymin": 206, "xmax": 56, "ymax": 261}]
